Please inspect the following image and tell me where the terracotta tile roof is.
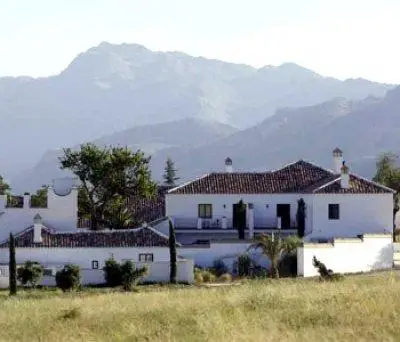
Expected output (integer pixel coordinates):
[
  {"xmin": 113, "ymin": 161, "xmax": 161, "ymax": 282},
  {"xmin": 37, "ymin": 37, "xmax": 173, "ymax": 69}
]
[
  {"xmin": 313, "ymin": 175, "xmax": 394, "ymax": 194},
  {"xmin": 0, "ymin": 226, "xmax": 170, "ymax": 248},
  {"xmin": 168, "ymin": 161, "xmax": 334, "ymax": 194},
  {"xmin": 127, "ymin": 186, "xmax": 172, "ymax": 225},
  {"xmin": 167, "ymin": 160, "xmax": 393, "ymax": 195}
]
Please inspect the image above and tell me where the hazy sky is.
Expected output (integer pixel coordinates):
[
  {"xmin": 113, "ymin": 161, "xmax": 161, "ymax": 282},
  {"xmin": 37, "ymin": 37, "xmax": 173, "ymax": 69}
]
[{"xmin": 1, "ymin": 0, "xmax": 399, "ymax": 83}]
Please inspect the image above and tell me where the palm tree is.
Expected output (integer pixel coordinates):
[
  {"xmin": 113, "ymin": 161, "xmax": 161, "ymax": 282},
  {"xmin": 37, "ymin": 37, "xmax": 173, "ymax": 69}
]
[{"xmin": 251, "ymin": 233, "xmax": 302, "ymax": 278}]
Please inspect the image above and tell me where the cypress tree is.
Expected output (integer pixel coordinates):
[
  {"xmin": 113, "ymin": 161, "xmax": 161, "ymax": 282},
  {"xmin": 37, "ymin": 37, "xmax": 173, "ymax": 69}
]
[
  {"xmin": 163, "ymin": 158, "xmax": 180, "ymax": 186},
  {"xmin": 9, "ymin": 232, "xmax": 17, "ymax": 296},
  {"xmin": 169, "ymin": 219, "xmax": 177, "ymax": 284}
]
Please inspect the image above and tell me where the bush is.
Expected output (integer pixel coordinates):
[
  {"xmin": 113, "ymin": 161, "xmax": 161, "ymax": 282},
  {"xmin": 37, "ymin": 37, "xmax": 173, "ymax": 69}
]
[
  {"xmin": 201, "ymin": 270, "xmax": 216, "ymax": 283},
  {"xmin": 251, "ymin": 266, "xmax": 269, "ymax": 279},
  {"xmin": 218, "ymin": 273, "xmax": 232, "ymax": 282},
  {"xmin": 103, "ymin": 258, "xmax": 122, "ymax": 287},
  {"xmin": 312, "ymin": 256, "xmax": 344, "ymax": 281},
  {"xmin": 278, "ymin": 253, "xmax": 297, "ymax": 277},
  {"xmin": 55, "ymin": 264, "xmax": 81, "ymax": 292},
  {"xmin": 212, "ymin": 259, "xmax": 228, "ymax": 277},
  {"xmin": 194, "ymin": 271, "xmax": 204, "ymax": 284},
  {"xmin": 238, "ymin": 254, "xmax": 252, "ymax": 277},
  {"xmin": 120, "ymin": 261, "xmax": 148, "ymax": 291},
  {"xmin": 17, "ymin": 261, "xmax": 43, "ymax": 287}
]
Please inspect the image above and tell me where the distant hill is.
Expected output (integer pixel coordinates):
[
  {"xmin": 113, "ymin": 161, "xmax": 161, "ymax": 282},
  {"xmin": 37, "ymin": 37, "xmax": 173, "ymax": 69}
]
[
  {"xmin": 0, "ymin": 42, "xmax": 393, "ymax": 178},
  {"xmin": 146, "ymin": 90, "xmax": 400, "ymax": 181},
  {"xmin": 12, "ymin": 118, "xmax": 237, "ymax": 191}
]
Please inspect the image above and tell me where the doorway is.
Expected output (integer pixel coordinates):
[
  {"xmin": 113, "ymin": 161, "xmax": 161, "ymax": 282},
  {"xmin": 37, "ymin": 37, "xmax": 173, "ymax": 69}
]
[
  {"xmin": 277, "ymin": 204, "xmax": 291, "ymax": 229},
  {"xmin": 233, "ymin": 203, "xmax": 247, "ymax": 229}
]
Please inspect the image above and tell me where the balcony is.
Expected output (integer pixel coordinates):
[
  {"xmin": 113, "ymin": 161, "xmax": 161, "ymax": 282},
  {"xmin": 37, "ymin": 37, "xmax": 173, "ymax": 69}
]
[{"xmin": 172, "ymin": 217, "xmax": 296, "ymax": 231}]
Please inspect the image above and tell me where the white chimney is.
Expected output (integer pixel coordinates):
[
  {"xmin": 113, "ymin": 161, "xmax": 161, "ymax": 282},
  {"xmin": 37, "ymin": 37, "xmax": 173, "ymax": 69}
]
[
  {"xmin": 225, "ymin": 157, "xmax": 233, "ymax": 173},
  {"xmin": 33, "ymin": 213, "xmax": 43, "ymax": 243},
  {"xmin": 340, "ymin": 161, "xmax": 350, "ymax": 189},
  {"xmin": 333, "ymin": 148, "xmax": 343, "ymax": 174}
]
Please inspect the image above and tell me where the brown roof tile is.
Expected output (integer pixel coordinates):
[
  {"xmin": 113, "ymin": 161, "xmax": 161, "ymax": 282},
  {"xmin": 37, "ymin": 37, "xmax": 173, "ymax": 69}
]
[
  {"xmin": 168, "ymin": 160, "xmax": 393, "ymax": 195},
  {"xmin": 0, "ymin": 226, "xmax": 170, "ymax": 248}
]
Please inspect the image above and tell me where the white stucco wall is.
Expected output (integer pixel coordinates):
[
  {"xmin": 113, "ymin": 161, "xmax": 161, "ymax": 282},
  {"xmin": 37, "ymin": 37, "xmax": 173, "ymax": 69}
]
[
  {"xmin": 166, "ymin": 194, "xmax": 312, "ymax": 231},
  {"xmin": 310, "ymin": 194, "xmax": 393, "ymax": 238},
  {"xmin": 297, "ymin": 234, "xmax": 393, "ymax": 277},
  {"xmin": 0, "ymin": 247, "xmax": 194, "ymax": 286},
  {"xmin": 0, "ymin": 188, "xmax": 78, "ymax": 241}
]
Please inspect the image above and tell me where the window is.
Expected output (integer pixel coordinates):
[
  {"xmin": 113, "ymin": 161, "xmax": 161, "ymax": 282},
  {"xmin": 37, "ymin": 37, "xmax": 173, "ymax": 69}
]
[
  {"xmin": 139, "ymin": 253, "xmax": 154, "ymax": 262},
  {"xmin": 198, "ymin": 204, "xmax": 212, "ymax": 218},
  {"xmin": 91, "ymin": 260, "xmax": 99, "ymax": 269},
  {"xmin": 43, "ymin": 268, "xmax": 55, "ymax": 276},
  {"xmin": 328, "ymin": 204, "xmax": 340, "ymax": 220}
]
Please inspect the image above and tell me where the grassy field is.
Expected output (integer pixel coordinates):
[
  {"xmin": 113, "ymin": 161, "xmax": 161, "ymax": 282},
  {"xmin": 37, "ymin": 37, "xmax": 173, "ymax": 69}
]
[{"xmin": 1, "ymin": 272, "xmax": 400, "ymax": 341}]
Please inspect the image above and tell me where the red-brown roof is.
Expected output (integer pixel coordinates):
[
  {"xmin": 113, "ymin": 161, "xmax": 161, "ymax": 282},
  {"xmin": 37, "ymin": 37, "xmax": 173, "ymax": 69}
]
[
  {"xmin": 167, "ymin": 160, "xmax": 393, "ymax": 195},
  {"xmin": 0, "ymin": 226, "xmax": 170, "ymax": 248}
]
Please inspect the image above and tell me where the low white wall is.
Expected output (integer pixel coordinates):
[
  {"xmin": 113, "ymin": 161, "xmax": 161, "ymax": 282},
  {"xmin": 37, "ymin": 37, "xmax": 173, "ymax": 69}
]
[
  {"xmin": 297, "ymin": 234, "xmax": 393, "ymax": 277},
  {"xmin": 0, "ymin": 260, "xmax": 194, "ymax": 288}
]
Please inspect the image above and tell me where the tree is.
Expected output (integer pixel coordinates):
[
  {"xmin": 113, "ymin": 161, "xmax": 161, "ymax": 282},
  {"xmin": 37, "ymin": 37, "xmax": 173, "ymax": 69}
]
[
  {"xmin": 0, "ymin": 176, "xmax": 11, "ymax": 195},
  {"xmin": 251, "ymin": 233, "xmax": 302, "ymax": 278},
  {"xmin": 17, "ymin": 261, "xmax": 43, "ymax": 288},
  {"xmin": 169, "ymin": 219, "xmax": 177, "ymax": 284},
  {"xmin": 104, "ymin": 196, "xmax": 133, "ymax": 229},
  {"xmin": 59, "ymin": 143, "xmax": 156, "ymax": 230},
  {"xmin": 373, "ymin": 152, "xmax": 400, "ymax": 227},
  {"xmin": 30, "ymin": 186, "xmax": 48, "ymax": 208},
  {"xmin": 9, "ymin": 233, "xmax": 17, "ymax": 296},
  {"xmin": 296, "ymin": 198, "xmax": 306, "ymax": 238},
  {"xmin": 55, "ymin": 264, "xmax": 81, "ymax": 291},
  {"xmin": 236, "ymin": 200, "xmax": 246, "ymax": 240},
  {"xmin": 163, "ymin": 157, "xmax": 179, "ymax": 186}
]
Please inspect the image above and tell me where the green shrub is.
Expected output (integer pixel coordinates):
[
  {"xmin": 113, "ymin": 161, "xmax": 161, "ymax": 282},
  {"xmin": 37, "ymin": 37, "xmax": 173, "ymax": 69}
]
[
  {"xmin": 278, "ymin": 253, "xmax": 297, "ymax": 277},
  {"xmin": 103, "ymin": 258, "xmax": 122, "ymax": 287},
  {"xmin": 212, "ymin": 259, "xmax": 228, "ymax": 277},
  {"xmin": 251, "ymin": 266, "xmax": 269, "ymax": 279},
  {"xmin": 312, "ymin": 256, "xmax": 344, "ymax": 281},
  {"xmin": 120, "ymin": 261, "xmax": 148, "ymax": 291},
  {"xmin": 17, "ymin": 261, "xmax": 43, "ymax": 287},
  {"xmin": 55, "ymin": 264, "xmax": 81, "ymax": 292},
  {"xmin": 238, "ymin": 254, "xmax": 252, "ymax": 277},
  {"xmin": 194, "ymin": 271, "xmax": 204, "ymax": 284},
  {"xmin": 218, "ymin": 273, "xmax": 232, "ymax": 282},
  {"xmin": 201, "ymin": 270, "xmax": 216, "ymax": 283}
]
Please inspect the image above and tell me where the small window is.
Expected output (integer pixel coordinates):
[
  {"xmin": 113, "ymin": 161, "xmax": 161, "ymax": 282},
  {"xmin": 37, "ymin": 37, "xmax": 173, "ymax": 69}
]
[
  {"xmin": 328, "ymin": 204, "xmax": 340, "ymax": 220},
  {"xmin": 91, "ymin": 260, "xmax": 99, "ymax": 269},
  {"xmin": 139, "ymin": 253, "xmax": 154, "ymax": 262},
  {"xmin": 198, "ymin": 204, "xmax": 212, "ymax": 218}
]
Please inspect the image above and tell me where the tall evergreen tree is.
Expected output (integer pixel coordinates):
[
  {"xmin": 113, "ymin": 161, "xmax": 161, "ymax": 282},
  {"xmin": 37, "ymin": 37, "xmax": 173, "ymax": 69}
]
[
  {"xmin": 169, "ymin": 219, "xmax": 177, "ymax": 284},
  {"xmin": 163, "ymin": 158, "xmax": 179, "ymax": 186},
  {"xmin": 9, "ymin": 233, "xmax": 17, "ymax": 296}
]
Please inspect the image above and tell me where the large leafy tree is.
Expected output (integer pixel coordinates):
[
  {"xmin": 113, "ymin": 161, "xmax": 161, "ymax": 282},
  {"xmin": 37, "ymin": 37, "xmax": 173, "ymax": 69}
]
[
  {"xmin": 30, "ymin": 185, "xmax": 48, "ymax": 208},
  {"xmin": 373, "ymin": 152, "xmax": 400, "ymax": 224},
  {"xmin": 163, "ymin": 157, "xmax": 179, "ymax": 186},
  {"xmin": 251, "ymin": 233, "xmax": 302, "ymax": 278},
  {"xmin": 60, "ymin": 143, "xmax": 156, "ymax": 230},
  {"xmin": 0, "ymin": 176, "xmax": 11, "ymax": 195}
]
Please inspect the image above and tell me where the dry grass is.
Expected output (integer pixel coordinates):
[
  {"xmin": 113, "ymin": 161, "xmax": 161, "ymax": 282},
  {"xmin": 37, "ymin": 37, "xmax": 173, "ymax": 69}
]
[{"xmin": 0, "ymin": 272, "xmax": 400, "ymax": 341}]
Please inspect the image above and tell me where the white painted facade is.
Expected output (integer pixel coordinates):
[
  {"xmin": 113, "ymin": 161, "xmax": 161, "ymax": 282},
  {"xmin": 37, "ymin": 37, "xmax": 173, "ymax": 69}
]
[
  {"xmin": 166, "ymin": 192, "xmax": 393, "ymax": 239},
  {"xmin": 297, "ymin": 234, "xmax": 393, "ymax": 277},
  {"xmin": 0, "ymin": 180, "xmax": 78, "ymax": 242},
  {"xmin": 166, "ymin": 194, "xmax": 313, "ymax": 230},
  {"xmin": 0, "ymin": 247, "xmax": 194, "ymax": 286}
]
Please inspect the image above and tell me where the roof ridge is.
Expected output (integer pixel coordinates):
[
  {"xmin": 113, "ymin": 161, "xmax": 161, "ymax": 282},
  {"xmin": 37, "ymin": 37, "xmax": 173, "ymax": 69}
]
[
  {"xmin": 349, "ymin": 172, "xmax": 396, "ymax": 193},
  {"xmin": 168, "ymin": 173, "xmax": 210, "ymax": 194}
]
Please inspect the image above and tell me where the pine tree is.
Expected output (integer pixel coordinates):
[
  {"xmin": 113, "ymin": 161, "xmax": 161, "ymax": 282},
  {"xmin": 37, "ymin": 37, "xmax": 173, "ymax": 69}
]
[
  {"xmin": 163, "ymin": 158, "xmax": 179, "ymax": 186},
  {"xmin": 169, "ymin": 219, "xmax": 177, "ymax": 284},
  {"xmin": 9, "ymin": 233, "xmax": 17, "ymax": 296}
]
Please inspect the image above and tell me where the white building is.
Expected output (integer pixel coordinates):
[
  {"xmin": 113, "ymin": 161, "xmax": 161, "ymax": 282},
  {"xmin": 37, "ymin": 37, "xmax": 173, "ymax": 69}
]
[
  {"xmin": 165, "ymin": 149, "xmax": 394, "ymax": 242},
  {"xmin": 0, "ymin": 148, "xmax": 394, "ymax": 282}
]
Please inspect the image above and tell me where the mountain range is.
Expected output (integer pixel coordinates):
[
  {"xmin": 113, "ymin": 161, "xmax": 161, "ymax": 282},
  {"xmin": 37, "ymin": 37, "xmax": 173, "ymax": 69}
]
[{"xmin": 0, "ymin": 42, "xmax": 397, "ymax": 191}]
